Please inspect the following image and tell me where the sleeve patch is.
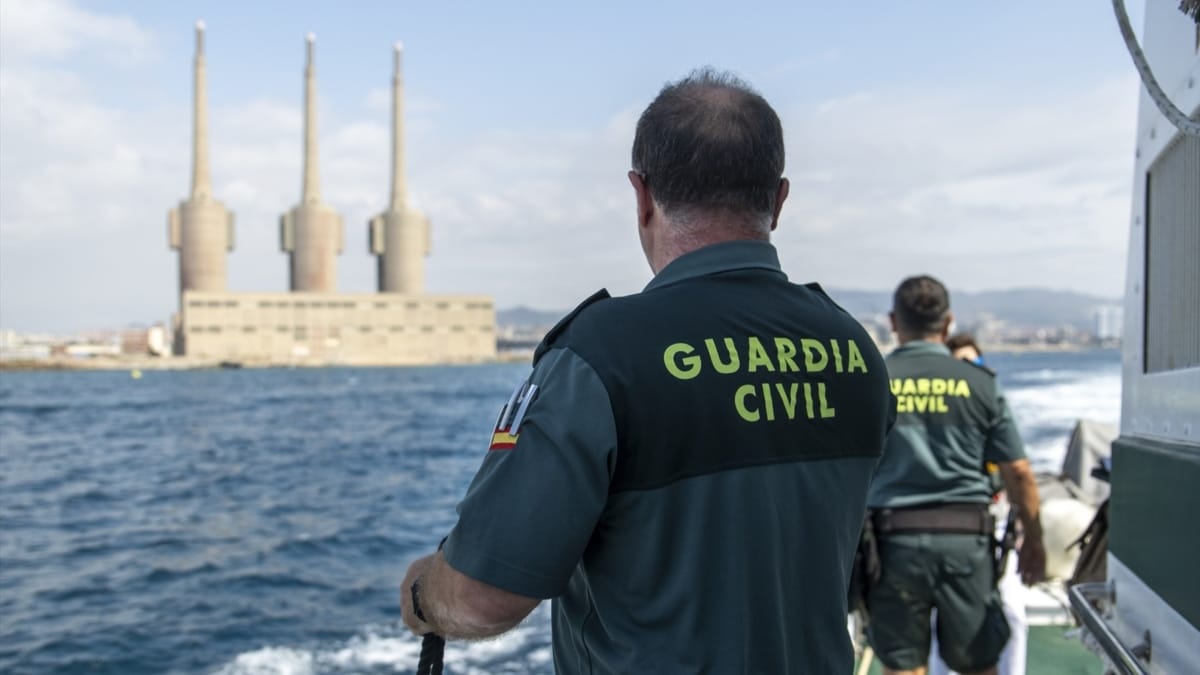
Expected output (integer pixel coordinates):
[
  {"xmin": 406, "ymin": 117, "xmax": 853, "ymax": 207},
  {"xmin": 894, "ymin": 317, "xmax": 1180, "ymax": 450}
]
[{"xmin": 489, "ymin": 380, "xmax": 539, "ymax": 451}]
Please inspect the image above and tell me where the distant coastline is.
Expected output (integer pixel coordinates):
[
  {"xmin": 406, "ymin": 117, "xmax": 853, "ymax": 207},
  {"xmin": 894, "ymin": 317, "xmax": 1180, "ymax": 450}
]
[{"xmin": 0, "ymin": 343, "xmax": 1115, "ymax": 372}]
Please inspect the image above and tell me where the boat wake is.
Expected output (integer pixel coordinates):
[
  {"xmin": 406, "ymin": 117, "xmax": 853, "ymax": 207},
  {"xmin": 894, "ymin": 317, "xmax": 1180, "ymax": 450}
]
[
  {"xmin": 212, "ymin": 605, "xmax": 553, "ymax": 675},
  {"xmin": 1004, "ymin": 368, "xmax": 1120, "ymax": 472}
]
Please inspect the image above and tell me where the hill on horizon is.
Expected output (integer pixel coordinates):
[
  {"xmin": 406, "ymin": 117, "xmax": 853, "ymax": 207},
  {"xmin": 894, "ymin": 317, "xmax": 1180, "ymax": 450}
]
[{"xmin": 498, "ymin": 287, "xmax": 1120, "ymax": 332}]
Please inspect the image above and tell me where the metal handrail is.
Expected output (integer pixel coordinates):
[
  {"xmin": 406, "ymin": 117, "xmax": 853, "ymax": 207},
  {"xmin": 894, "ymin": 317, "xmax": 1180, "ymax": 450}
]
[
  {"xmin": 1069, "ymin": 582, "xmax": 1150, "ymax": 675},
  {"xmin": 1112, "ymin": 0, "xmax": 1200, "ymax": 138}
]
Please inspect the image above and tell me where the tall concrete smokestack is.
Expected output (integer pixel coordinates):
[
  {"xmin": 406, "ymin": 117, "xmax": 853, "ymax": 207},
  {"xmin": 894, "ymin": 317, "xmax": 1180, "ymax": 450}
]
[
  {"xmin": 168, "ymin": 20, "xmax": 235, "ymax": 294},
  {"xmin": 281, "ymin": 32, "xmax": 344, "ymax": 292},
  {"xmin": 369, "ymin": 41, "xmax": 430, "ymax": 294}
]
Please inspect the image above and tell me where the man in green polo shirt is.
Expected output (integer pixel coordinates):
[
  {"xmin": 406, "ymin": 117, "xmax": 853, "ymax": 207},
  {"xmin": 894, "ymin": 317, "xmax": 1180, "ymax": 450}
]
[
  {"xmin": 398, "ymin": 68, "xmax": 895, "ymax": 673},
  {"xmin": 866, "ymin": 275, "xmax": 1046, "ymax": 675}
]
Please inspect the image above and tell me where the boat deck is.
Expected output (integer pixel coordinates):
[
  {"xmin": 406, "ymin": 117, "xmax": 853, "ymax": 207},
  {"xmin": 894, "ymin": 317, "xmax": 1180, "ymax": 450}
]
[
  {"xmin": 855, "ymin": 624, "xmax": 1102, "ymax": 674},
  {"xmin": 853, "ymin": 584, "xmax": 1103, "ymax": 674}
]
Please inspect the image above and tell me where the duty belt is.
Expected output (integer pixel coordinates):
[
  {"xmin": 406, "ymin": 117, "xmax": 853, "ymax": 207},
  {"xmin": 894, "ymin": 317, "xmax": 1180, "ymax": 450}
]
[{"xmin": 871, "ymin": 503, "xmax": 994, "ymax": 535}]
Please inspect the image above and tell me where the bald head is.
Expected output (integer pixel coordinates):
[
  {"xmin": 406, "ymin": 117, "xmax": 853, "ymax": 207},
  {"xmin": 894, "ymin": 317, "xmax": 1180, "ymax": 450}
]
[{"xmin": 631, "ymin": 68, "xmax": 785, "ymax": 230}]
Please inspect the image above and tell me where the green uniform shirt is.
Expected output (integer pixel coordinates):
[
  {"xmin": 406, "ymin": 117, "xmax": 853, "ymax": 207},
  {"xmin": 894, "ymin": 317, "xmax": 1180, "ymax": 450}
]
[
  {"xmin": 444, "ymin": 241, "xmax": 895, "ymax": 674},
  {"xmin": 867, "ymin": 340, "xmax": 1026, "ymax": 508}
]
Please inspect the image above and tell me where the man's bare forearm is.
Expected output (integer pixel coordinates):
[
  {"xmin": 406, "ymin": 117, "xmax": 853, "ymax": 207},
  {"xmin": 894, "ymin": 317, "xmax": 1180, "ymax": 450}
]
[
  {"xmin": 999, "ymin": 458, "xmax": 1042, "ymax": 538},
  {"xmin": 999, "ymin": 458, "xmax": 1047, "ymax": 584},
  {"xmin": 402, "ymin": 551, "xmax": 540, "ymax": 640}
]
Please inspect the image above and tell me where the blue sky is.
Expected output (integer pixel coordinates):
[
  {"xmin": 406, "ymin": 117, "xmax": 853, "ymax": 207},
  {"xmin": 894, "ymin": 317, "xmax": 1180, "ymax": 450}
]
[{"xmin": 0, "ymin": 1, "xmax": 1149, "ymax": 332}]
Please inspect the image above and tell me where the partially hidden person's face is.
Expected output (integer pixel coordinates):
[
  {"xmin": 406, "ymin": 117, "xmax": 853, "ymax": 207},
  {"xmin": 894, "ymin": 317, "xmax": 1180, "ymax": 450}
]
[{"xmin": 952, "ymin": 346, "xmax": 982, "ymax": 364}]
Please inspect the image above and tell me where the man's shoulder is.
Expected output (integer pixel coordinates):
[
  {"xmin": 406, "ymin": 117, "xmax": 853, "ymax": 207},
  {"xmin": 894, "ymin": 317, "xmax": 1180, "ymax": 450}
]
[
  {"xmin": 962, "ymin": 358, "xmax": 997, "ymax": 378},
  {"xmin": 944, "ymin": 354, "xmax": 998, "ymax": 385},
  {"xmin": 532, "ymin": 283, "xmax": 707, "ymax": 366},
  {"xmin": 887, "ymin": 349, "xmax": 995, "ymax": 378},
  {"xmin": 533, "ymin": 289, "xmax": 612, "ymax": 365}
]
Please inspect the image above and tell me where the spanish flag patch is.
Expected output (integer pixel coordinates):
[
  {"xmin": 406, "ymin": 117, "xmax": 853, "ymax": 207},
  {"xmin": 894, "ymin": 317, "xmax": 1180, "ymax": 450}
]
[
  {"xmin": 489, "ymin": 430, "xmax": 519, "ymax": 451},
  {"xmin": 489, "ymin": 380, "xmax": 538, "ymax": 451}
]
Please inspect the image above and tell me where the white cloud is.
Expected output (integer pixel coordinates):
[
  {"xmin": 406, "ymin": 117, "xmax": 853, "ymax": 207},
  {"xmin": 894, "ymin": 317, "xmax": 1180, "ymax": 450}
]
[
  {"xmin": 0, "ymin": 0, "xmax": 155, "ymax": 64},
  {"xmin": 0, "ymin": 1, "xmax": 1140, "ymax": 333},
  {"xmin": 0, "ymin": 65, "xmax": 178, "ymax": 244},
  {"xmin": 0, "ymin": 2, "xmax": 177, "ymax": 332},
  {"xmin": 773, "ymin": 78, "xmax": 1137, "ymax": 296}
]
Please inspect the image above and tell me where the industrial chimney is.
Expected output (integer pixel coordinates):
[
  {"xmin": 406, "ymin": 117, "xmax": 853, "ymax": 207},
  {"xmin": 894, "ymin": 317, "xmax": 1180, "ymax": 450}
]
[
  {"xmin": 369, "ymin": 41, "xmax": 430, "ymax": 294},
  {"xmin": 280, "ymin": 33, "xmax": 344, "ymax": 292},
  {"xmin": 168, "ymin": 20, "xmax": 234, "ymax": 295}
]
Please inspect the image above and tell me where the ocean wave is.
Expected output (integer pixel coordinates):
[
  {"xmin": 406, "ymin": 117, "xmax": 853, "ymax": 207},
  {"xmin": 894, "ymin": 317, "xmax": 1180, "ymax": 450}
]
[
  {"xmin": 2, "ymin": 357, "xmax": 1120, "ymax": 674},
  {"xmin": 0, "ymin": 402, "xmax": 72, "ymax": 416},
  {"xmin": 1006, "ymin": 368, "xmax": 1084, "ymax": 384},
  {"xmin": 1004, "ymin": 370, "xmax": 1121, "ymax": 471},
  {"xmin": 212, "ymin": 610, "xmax": 554, "ymax": 675},
  {"xmin": 144, "ymin": 561, "xmax": 222, "ymax": 584}
]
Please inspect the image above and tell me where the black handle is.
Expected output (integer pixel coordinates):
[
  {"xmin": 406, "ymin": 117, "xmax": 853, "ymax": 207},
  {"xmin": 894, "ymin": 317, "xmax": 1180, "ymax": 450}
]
[{"xmin": 417, "ymin": 633, "xmax": 445, "ymax": 675}]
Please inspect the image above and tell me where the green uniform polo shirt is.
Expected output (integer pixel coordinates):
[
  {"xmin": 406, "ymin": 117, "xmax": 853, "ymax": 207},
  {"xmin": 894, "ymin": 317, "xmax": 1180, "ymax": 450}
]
[
  {"xmin": 867, "ymin": 340, "xmax": 1026, "ymax": 508},
  {"xmin": 444, "ymin": 241, "xmax": 895, "ymax": 674}
]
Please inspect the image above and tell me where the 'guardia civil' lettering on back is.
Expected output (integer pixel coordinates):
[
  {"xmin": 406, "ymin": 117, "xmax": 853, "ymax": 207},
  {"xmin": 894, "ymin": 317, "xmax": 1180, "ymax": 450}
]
[
  {"xmin": 890, "ymin": 377, "xmax": 972, "ymax": 414},
  {"xmin": 663, "ymin": 336, "xmax": 871, "ymax": 423}
]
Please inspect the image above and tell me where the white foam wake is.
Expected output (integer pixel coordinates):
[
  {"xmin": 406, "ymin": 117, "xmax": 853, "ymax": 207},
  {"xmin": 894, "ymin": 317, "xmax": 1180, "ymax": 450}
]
[
  {"xmin": 1005, "ymin": 369, "xmax": 1121, "ymax": 471},
  {"xmin": 212, "ymin": 605, "xmax": 553, "ymax": 675}
]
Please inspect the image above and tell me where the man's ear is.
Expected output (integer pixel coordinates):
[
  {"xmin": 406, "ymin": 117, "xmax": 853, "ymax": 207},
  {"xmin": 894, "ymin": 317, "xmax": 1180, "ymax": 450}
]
[
  {"xmin": 941, "ymin": 311, "xmax": 955, "ymax": 340},
  {"xmin": 769, "ymin": 178, "xmax": 790, "ymax": 232},
  {"xmin": 628, "ymin": 171, "xmax": 654, "ymax": 228},
  {"xmin": 888, "ymin": 311, "xmax": 898, "ymax": 334}
]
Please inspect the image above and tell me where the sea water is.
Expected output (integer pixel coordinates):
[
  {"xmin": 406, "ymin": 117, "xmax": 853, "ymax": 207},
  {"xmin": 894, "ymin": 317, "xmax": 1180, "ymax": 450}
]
[{"xmin": 0, "ymin": 350, "xmax": 1120, "ymax": 674}]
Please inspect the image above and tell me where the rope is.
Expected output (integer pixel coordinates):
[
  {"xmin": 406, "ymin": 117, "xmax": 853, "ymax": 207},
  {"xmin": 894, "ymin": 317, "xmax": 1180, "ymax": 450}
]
[
  {"xmin": 1111, "ymin": 0, "xmax": 1200, "ymax": 138},
  {"xmin": 416, "ymin": 633, "xmax": 445, "ymax": 675}
]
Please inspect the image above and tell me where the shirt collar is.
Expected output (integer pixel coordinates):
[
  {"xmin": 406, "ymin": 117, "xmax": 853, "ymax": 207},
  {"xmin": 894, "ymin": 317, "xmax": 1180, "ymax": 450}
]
[
  {"xmin": 892, "ymin": 340, "xmax": 951, "ymax": 357},
  {"xmin": 644, "ymin": 240, "xmax": 786, "ymax": 292}
]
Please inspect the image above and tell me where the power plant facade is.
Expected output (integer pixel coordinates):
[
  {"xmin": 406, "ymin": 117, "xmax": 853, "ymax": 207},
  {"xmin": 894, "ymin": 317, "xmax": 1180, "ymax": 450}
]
[{"xmin": 169, "ymin": 23, "xmax": 495, "ymax": 365}]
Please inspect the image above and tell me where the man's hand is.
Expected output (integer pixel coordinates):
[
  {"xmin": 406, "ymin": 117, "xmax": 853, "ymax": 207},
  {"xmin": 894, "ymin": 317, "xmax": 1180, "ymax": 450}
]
[
  {"xmin": 401, "ymin": 553, "xmax": 437, "ymax": 635},
  {"xmin": 1017, "ymin": 535, "xmax": 1046, "ymax": 586}
]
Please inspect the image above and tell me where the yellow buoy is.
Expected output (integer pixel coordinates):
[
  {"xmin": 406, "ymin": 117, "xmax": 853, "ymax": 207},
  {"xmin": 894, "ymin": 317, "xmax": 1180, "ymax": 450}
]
[{"xmin": 131, "ymin": 369, "xmax": 143, "ymax": 379}]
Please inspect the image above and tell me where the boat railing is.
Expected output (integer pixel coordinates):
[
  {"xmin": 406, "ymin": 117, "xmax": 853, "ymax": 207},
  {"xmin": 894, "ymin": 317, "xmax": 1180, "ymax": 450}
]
[{"xmin": 1068, "ymin": 581, "xmax": 1151, "ymax": 675}]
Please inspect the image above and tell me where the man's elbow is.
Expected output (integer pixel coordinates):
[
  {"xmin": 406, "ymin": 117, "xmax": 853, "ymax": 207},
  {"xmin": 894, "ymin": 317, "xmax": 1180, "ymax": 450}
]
[
  {"xmin": 451, "ymin": 578, "xmax": 540, "ymax": 637},
  {"xmin": 1000, "ymin": 458, "xmax": 1036, "ymax": 484}
]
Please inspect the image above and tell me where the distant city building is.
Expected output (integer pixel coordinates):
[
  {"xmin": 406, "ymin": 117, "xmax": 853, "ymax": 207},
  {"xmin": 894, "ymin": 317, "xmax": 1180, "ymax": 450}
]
[
  {"xmin": 0, "ymin": 330, "xmax": 52, "ymax": 361},
  {"xmin": 167, "ymin": 24, "xmax": 494, "ymax": 365},
  {"xmin": 120, "ymin": 325, "xmax": 169, "ymax": 356},
  {"xmin": 1094, "ymin": 305, "xmax": 1124, "ymax": 341},
  {"xmin": 854, "ymin": 314, "xmax": 894, "ymax": 351},
  {"xmin": 65, "ymin": 343, "xmax": 120, "ymax": 358}
]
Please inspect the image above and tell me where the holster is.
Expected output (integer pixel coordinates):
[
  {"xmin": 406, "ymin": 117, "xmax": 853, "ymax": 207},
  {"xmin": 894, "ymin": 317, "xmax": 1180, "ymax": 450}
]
[
  {"xmin": 848, "ymin": 512, "xmax": 882, "ymax": 618},
  {"xmin": 993, "ymin": 508, "xmax": 1018, "ymax": 588}
]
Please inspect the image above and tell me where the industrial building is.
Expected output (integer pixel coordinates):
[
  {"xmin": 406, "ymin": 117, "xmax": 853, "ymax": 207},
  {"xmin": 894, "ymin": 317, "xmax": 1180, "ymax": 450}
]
[{"xmin": 168, "ymin": 23, "xmax": 495, "ymax": 365}]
